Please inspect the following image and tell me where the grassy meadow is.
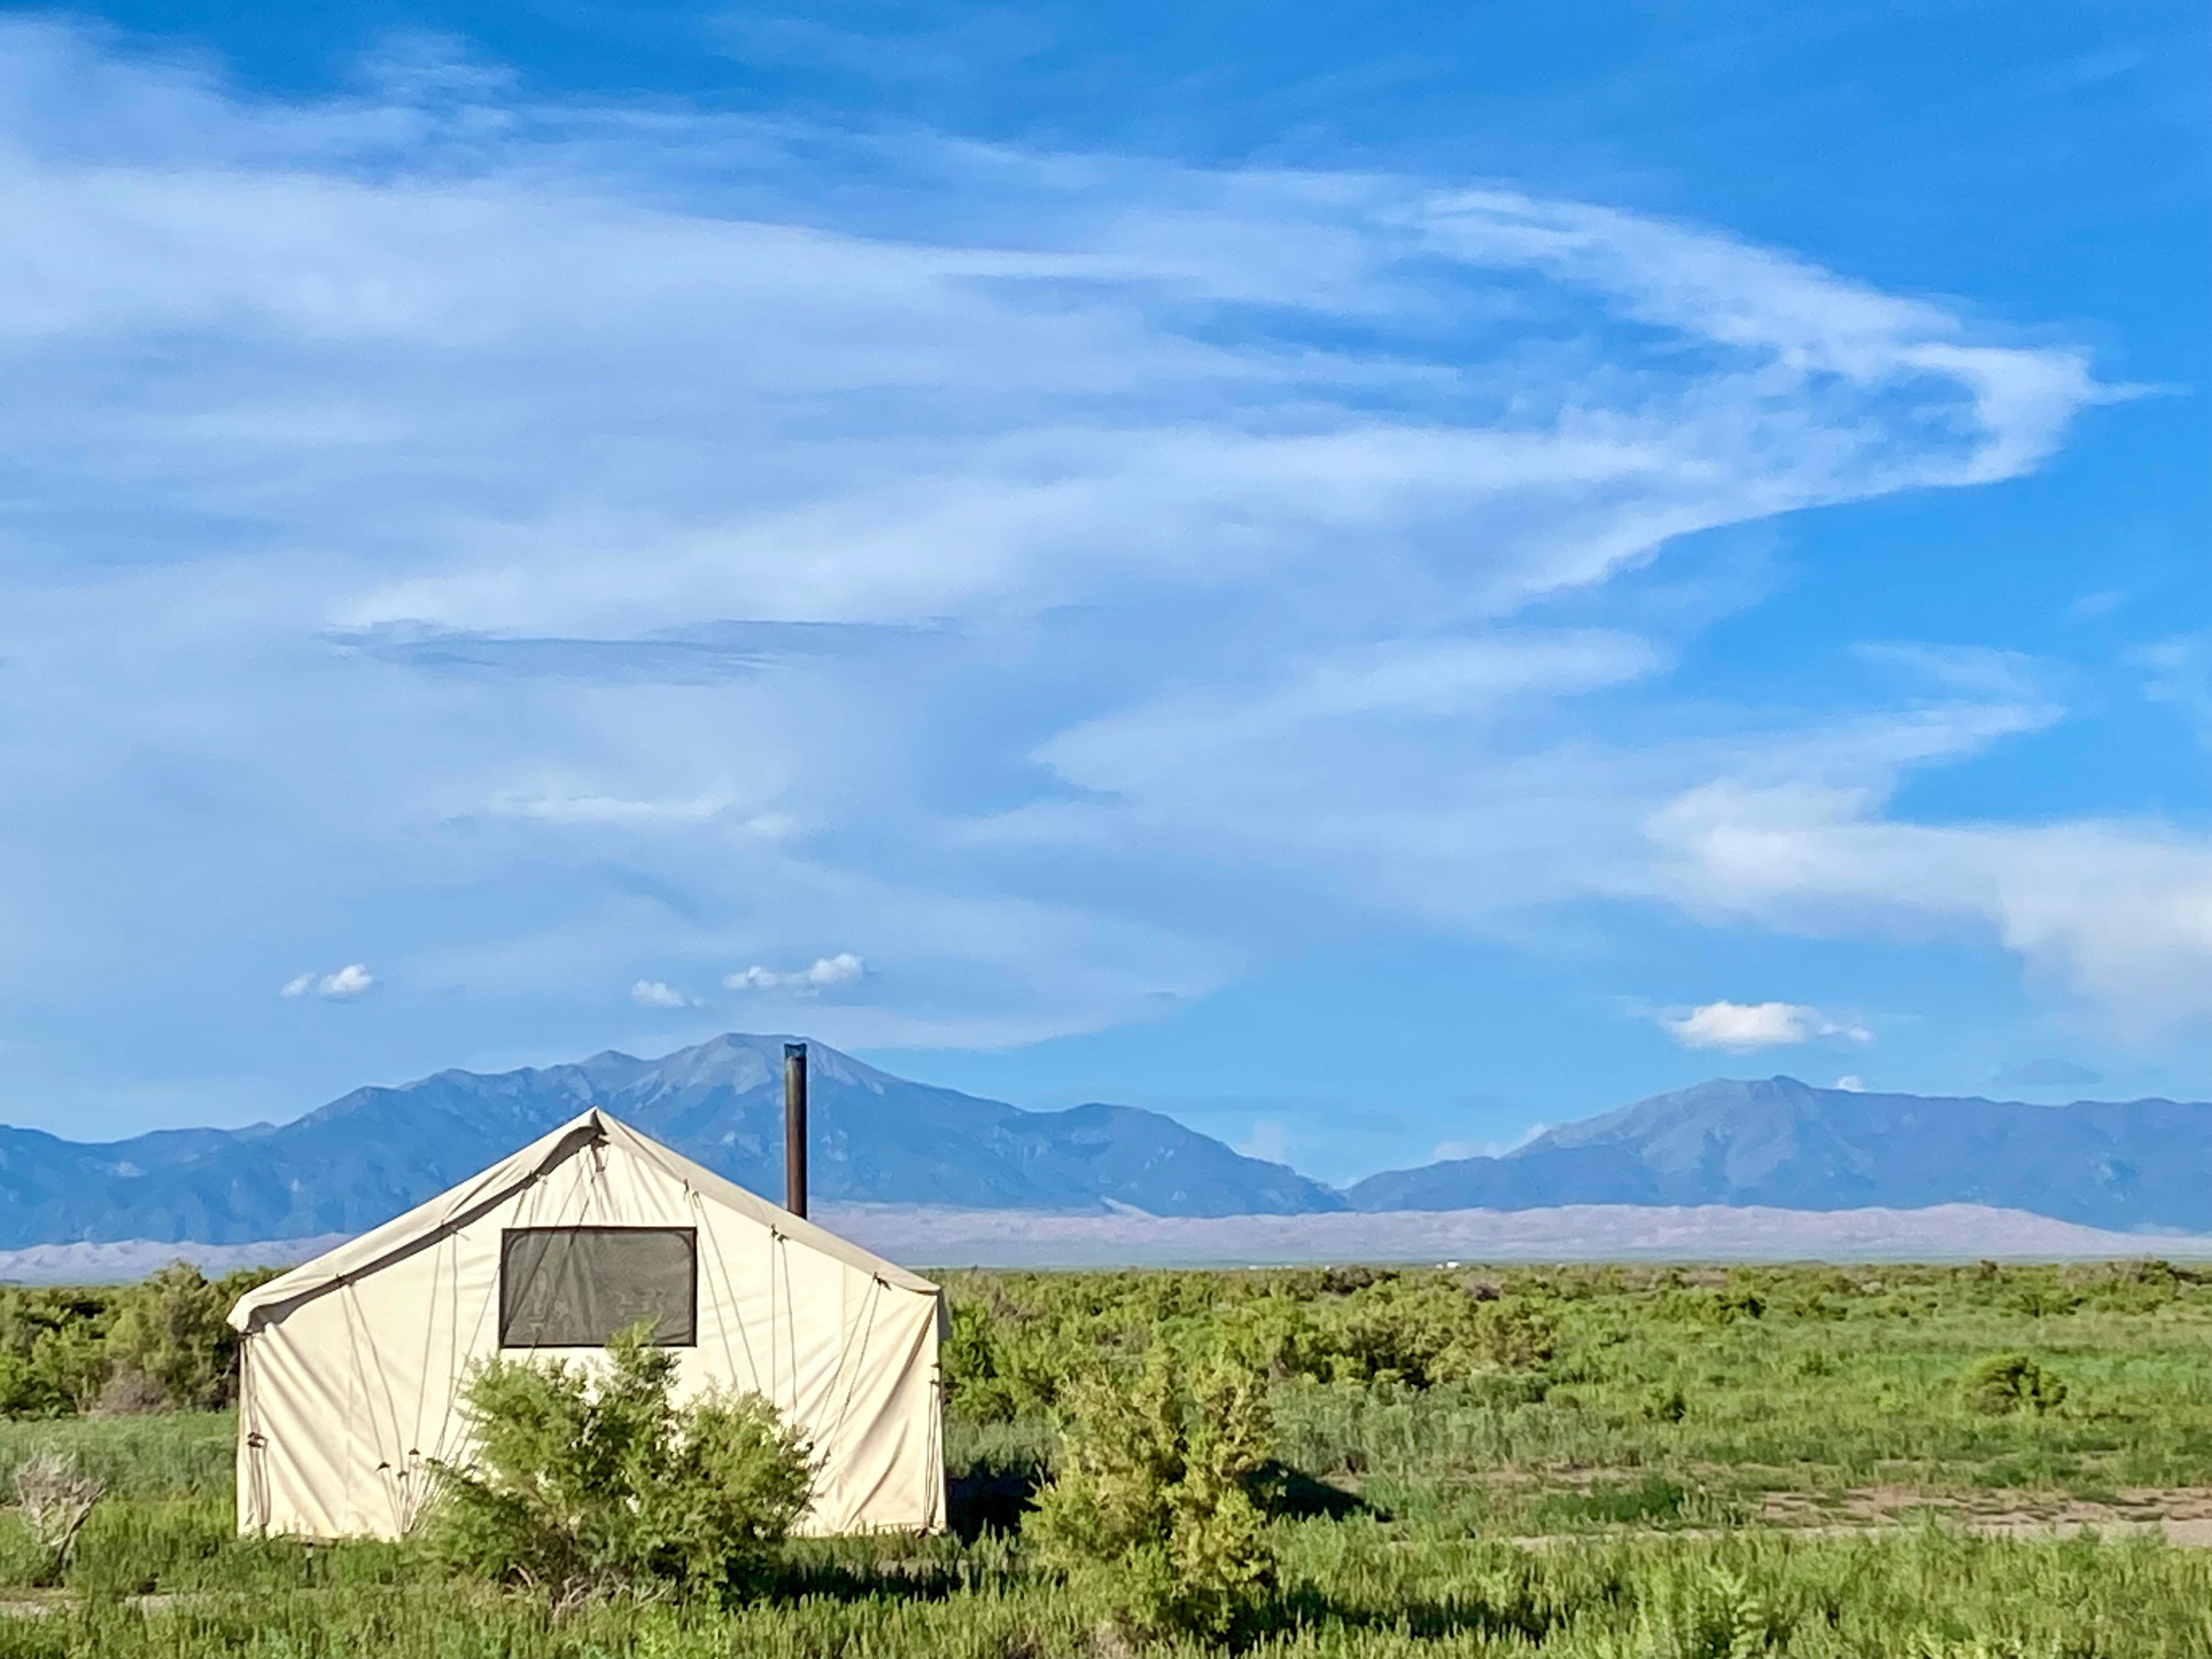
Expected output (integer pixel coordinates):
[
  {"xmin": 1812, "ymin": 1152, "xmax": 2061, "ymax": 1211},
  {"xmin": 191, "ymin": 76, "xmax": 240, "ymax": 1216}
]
[{"xmin": 2, "ymin": 1260, "xmax": 2210, "ymax": 1655}]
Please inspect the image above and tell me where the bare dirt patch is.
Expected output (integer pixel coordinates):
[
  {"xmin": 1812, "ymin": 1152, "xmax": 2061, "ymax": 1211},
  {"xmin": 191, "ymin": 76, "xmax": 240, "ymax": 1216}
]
[{"xmin": 1745, "ymin": 1485, "xmax": 2212, "ymax": 1545}]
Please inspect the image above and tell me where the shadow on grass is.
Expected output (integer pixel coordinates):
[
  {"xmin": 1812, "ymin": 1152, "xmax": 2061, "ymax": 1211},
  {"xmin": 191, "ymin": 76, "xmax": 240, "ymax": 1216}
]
[
  {"xmin": 1252, "ymin": 1460, "xmax": 1385, "ymax": 1523},
  {"xmin": 770, "ymin": 1556, "xmax": 970, "ymax": 1604},
  {"xmin": 946, "ymin": 1456, "xmax": 1382, "ymax": 1543},
  {"xmin": 947, "ymin": 1463, "xmax": 1044, "ymax": 1542},
  {"xmin": 1254, "ymin": 1582, "xmax": 1576, "ymax": 1649}
]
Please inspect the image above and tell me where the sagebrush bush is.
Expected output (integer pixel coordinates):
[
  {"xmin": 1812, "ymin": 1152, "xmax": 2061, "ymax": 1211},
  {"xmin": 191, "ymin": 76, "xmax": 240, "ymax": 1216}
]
[
  {"xmin": 1961, "ymin": 1353, "xmax": 2068, "ymax": 1417},
  {"xmin": 1028, "ymin": 1344, "xmax": 1275, "ymax": 1643},
  {"xmin": 1316, "ymin": 1282, "xmax": 1556, "ymax": 1386},
  {"xmin": 1600, "ymin": 1560, "xmax": 1791, "ymax": 1657},
  {"xmin": 1220, "ymin": 1280, "xmax": 1556, "ymax": 1389},
  {"xmin": 103, "ymin": 1264, "xmax": 262, "ymax": 1413},
  {"xmin": 1644, "ymin": 1384, "xmax": 1688, "ymax": 1424},
  {"xmin": 0, "ymin": 1290, "xmax": 112, "ymax": 1419},
  {"xmin": 938, "ymin": 1270, "xmax": 1558, "ymax": 1420},
  {"xmin": 11, "ymin": 1449, "xmax": 104, "ymax": 1584},
  {"xmin": 0, "ymin": 1265, "xmax": 279, "ymax": 1422},
  {"xmin": 939, "ymin": 1301, "xmax": 1032, "ymax": 1423},
  {"xmin": 425, "ymin": 1324, "xmax": 814, "ymax": 1603}
]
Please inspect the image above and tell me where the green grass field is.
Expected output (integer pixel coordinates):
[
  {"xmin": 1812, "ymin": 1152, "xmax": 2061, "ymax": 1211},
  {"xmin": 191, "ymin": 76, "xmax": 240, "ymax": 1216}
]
[{"xmin": 2, "ymin": 1260, "xmax": 2209, "ymax": 1655}]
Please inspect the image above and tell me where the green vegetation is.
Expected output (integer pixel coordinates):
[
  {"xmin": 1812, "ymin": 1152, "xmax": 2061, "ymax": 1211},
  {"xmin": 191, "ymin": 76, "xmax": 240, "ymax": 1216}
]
[
  {"xmin": 1029, "ymin": 1345, "xmax": 1277, "ymax": 1641},
  {"xmin": 427, "ymin": 1322, "xmax": 814, "ymax": 1601},
  {"xmin": 1959, "ymin": 1353, "xmax": 2069, "ymax": 1418},
  {"xmin": 0, "ymin": 1258, "xmax": 2209, "ymax": 1653},
  {"xmin": 0, "ymin": 1268, "xmax": 275, "ymax": 1420}
]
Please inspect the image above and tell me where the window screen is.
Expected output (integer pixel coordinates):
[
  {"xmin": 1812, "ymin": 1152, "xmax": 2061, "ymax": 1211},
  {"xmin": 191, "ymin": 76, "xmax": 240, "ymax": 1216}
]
[{"xmin": 499, "ymin": 1227, "xmax": 698, "ymax": 1348}]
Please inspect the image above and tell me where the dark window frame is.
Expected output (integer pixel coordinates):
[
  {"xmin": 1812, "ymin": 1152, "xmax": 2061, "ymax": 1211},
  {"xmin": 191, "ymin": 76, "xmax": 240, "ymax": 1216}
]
[{"xmin": 497, "ymin": 1224, "xmax": 700, "ymax": 1350}]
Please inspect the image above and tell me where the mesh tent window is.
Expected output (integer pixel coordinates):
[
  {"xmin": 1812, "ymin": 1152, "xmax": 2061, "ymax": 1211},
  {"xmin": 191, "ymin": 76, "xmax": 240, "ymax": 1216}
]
[{"xmin": 498, "ymin": 1226, "xmax": 698, "ymax": 1348}]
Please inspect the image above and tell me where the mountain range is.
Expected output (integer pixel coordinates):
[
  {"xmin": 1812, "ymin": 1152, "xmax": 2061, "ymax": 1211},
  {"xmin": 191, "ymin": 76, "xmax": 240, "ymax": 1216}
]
[
  {"xmin": 0, "ymin": 1035, "xmax": 1338, "ymax": 1248},
  {"xmin": 0, "ymin": 1037, "xmax": 2207, "ymax": 1247},
  {"xmin": 1344, "ymin": 1075, "xmax": 2212, "ymax": 1233}
]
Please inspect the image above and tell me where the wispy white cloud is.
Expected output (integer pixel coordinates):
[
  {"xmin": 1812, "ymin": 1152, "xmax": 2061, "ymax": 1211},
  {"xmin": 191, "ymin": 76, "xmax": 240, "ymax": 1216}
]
[
  {"xmin": 1646, "ymin": 786, "xmax": 2212, "ymax": 1035},
  {"xmin": 1663, "ymin": 1000, "xmax": 1871, "ymax": 1052},
  {"xmin": 2138, "ymin": 632, "xmax": 2212, "ymax": 746},
  {"xmin": 490, "ymin": 792, "xmax": 740, "ymax": 826},
  {"xmin": 0, "ymin": 15, "xmax": 2176, "ymax": 1108},
  {"xmin": 724, "ymin": 953, "xmax": 866, "ymax": 994},
  {"xmin": 280, "ymin": 964, "xmax": 375, "ymax": 1001}
]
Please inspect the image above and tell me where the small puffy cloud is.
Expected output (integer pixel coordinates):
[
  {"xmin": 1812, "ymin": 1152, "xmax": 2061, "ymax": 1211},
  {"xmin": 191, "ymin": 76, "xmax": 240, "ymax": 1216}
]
[
  {"xmin": 280, "ymin": 963, "xmax": 375, "ymax": 1001},
  {"xmin": 1663, "ymin": 1000, "xmax": 1871, "ymax": 1052},
  {"xmin": 630, "ymin": 978, "xmax": 696, "ymax": 1010},
  {"xmin": 1834, "ymin": 1074, "xmax": 1867, "ymax": 1092},
  {"xmin": 320, "ymin": 964, "xmax": 375, "ymax": 1000},
  {"xmin": 724, "ymin": 952, "xmax": 866, "ymax": 994},
  {"xmin": 1990, "ymin": 1057, "xmax": 2103, "ymax": 1089}
]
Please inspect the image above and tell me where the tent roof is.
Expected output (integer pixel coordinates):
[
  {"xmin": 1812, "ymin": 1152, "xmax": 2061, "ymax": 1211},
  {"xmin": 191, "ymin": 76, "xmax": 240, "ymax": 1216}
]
[{"xmin": 228, "ymin": 1108, "xmax": 938, "ymax": 1333}]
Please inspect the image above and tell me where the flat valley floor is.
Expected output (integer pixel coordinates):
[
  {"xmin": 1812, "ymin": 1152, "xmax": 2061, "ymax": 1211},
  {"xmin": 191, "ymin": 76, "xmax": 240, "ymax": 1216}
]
[{"xmin": 3, "ymin": 1259, "xmax": 2210, "ymax": 1655}]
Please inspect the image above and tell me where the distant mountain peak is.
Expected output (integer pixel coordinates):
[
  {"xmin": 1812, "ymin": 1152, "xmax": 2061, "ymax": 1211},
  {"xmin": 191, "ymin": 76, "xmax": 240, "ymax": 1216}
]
[{"xmin": 1352, "ymin": 1074, "xmax": 2212, "ymax": 1232}]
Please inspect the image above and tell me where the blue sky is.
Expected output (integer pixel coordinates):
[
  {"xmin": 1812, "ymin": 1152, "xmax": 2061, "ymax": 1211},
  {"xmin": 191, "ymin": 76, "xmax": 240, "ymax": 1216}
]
[{"xmin": 0, "ymin": 2, "xmax": 2206, "ymax": 1180}]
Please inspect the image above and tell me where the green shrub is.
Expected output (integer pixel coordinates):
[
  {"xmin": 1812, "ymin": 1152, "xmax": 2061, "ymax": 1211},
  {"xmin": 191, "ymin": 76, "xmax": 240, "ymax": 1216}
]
[
  {"xmin": 1656, "ymin": 1287, "xmax": 1765, "ymax": 1328},
  {"xmin": 1961, "ymin": 1353, "xmax": 2068, "ymax": 1417},
  {"xmin": 1302, "ymin": 1282, "xmax": 1556, "ymax": 1387},
  {"xmin": 425, "ymin": 1324, "xmax": 814, "ymax": 1603},
  {"xmin": 1644, "ymin": 1384, "xmax": 1689, "ymax": 1423},
  {"xmin": 939, "ymin": 1301, "xmax": 1047, "ymax": 1423},
  {"xmin": 0, "ymin": 1268, "xmax": 280, "ymax": 1421},
  {"xmin": 938, "ymin": 1269, "xmax": 1556, "ymax": 1409},
  {"xmin": 1612, "ymin": 1560, "xmax": 1792, "ymax": 1656},
  {"xmin": 1718, "ymin": 1287, "xmax": 1766, "ymax": 1322},
  {"xmin": 1027, "ymin": 1345, "xmax": 1276, "ymax": 1643},
  {"xmin": 0, "ymin": 1290, "xmax": 114, "ymax": 1419},
  {"xmin": 103, "ymin": 1265, "xmax": 270, "ymax": 1413},
  {"xmin": 939, "ymin": 1299, "xmax": 1098, "ymax": 1421},
  {"xmin": 939, "ymin": 1300, "xmax": 1006, "ymax": 1418}
]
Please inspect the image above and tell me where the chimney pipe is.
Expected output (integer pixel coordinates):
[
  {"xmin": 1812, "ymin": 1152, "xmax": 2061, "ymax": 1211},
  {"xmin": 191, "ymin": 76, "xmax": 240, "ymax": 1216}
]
[{"xmin": 782, "ymin": 1041, "xmax": 808, "ymax": 1218}]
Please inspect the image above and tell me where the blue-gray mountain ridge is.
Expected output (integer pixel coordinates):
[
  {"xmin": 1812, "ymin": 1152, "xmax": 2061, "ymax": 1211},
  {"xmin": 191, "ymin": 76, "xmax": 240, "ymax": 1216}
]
[
  {"xmin": 0, "ymin": 1035, "xmax": 1338, "ymax": 1249},
  {"xmin": 1344, "ymin": 1075, "xmax": 2212, "ymax": 1233},
  {"xmin": 0, "ymin": 1040, "xmax": 2205, "ymax": 1247}
]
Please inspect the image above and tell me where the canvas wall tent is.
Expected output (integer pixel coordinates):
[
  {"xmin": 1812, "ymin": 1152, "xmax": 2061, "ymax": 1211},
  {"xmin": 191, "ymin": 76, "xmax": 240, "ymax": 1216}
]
[{"xmin": 225, "ymin": 1108, "xmax": 945, "ymax": 1540}]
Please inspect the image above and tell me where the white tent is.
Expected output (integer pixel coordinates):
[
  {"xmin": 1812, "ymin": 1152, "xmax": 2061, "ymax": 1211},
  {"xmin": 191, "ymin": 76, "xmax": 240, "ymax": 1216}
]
[{"xmin": 227, "ymin": 1108, "xmax": 944, "ymax": 1540}]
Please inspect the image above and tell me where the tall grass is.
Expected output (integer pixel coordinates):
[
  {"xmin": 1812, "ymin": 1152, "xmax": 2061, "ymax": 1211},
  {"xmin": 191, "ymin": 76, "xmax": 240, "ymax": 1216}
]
[
  {"xmin": 0, "ymin": 1415, "xmax": 232, "ymax": 1499},
  {"xmin": 0, "ymin": 1529, "xmax": 2203, "ymax": 1656}
]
